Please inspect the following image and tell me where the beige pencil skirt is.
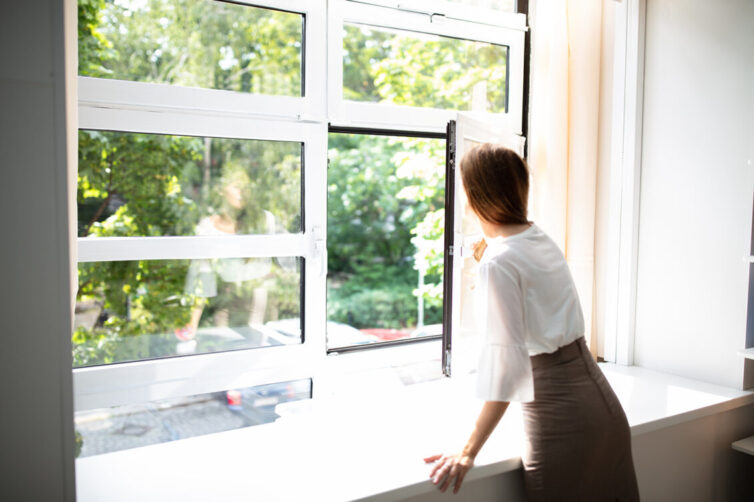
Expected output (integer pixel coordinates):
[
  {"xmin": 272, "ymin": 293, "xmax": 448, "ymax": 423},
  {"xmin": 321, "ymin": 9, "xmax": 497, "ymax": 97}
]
[{"xmin": 521, "ymin": 337, "xmax": 640, "ymax": 502}]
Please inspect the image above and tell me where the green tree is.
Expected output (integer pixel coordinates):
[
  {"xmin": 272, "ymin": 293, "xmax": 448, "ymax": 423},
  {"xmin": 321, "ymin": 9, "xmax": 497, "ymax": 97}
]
[
  {"xmin": 84, "ymin": 0, "xmax": 302, "ymax": 96},
  {"xmin": 326, "ymin": 134, "xmax": 445, "ymax": 329},
  {"xmin": 343, "ymin": 24, "xmax": 507, "ymax": 113}
]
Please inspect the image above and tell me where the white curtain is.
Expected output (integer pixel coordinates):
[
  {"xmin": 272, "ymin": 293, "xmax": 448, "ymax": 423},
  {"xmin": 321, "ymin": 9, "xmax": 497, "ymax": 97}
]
[{"xmin": 528, "ymin": 0, "xmax": 603, "ymax": 355}]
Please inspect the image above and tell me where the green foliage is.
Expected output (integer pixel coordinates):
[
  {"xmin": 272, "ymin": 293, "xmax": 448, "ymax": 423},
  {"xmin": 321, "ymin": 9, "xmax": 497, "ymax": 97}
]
[
  {"xmin": 328, "ymin": 283, "xmax": 418, "ymax": 330},
  {"xmin": 75, "ymin": 129, "xmax": 302, "ymax": 366},
  {"xmin": 80, "ymin": 0, "xmax": 302, "ymax": 96},
  {"xmin": 326, "ymin": 134, "xmax": 445, "ymax": 328},
  {"xmin": 74, "ymin": 0, "xmax": 506, "ymax": 360},
  {"xmin": 343, "ymin": 25, "xmax": 507, "ymax": 113},
  {"xmin": 78, "ymin": 0, "xmax": 114, "ymax": 77},
  {"xmin": 78, "ymin": 130, "xmax": 201, "ymax": 237}
]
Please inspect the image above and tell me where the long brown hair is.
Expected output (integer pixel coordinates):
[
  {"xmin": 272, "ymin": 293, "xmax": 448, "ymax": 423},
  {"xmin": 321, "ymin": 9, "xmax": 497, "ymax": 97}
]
[{"xmin": 460, "ymin": 143, "xmax": 530, "ymax": 261}]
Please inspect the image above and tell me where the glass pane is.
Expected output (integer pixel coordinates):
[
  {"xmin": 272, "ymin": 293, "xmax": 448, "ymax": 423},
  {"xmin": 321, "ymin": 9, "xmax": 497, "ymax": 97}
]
[
  {"xmin": 78, "ymin": 130, "xmax": 301, "ymax": 237},
  {"xmin": 74, "ymin": 379, "xmax": 311, "ymax": 457},
  {"xmin": 343, "ymin": 24, "xmax": 508, "ymax": 113},
  {"xmin": 456, "ymin": 137, "xmax": 484, "ymax": 370},
  {"xmin": 73, "ymin": 257, "xmax": 302, "ymax": 367},
  {"xmin": 327, "ymin": 133, "xmax": 445, "ymax": 348},
  {"xmin": 446, "ymin": 0, "xmax": 517, "ymax": 12},
  {"xmin": 78, "ymin": 0, "xmax": 303, "ymax": 96}
]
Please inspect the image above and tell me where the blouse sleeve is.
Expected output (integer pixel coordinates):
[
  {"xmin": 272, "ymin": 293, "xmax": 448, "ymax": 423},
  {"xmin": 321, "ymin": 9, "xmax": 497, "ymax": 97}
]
[{"xmin": 475, "ymin": 260, "xmax": 535, "ymax": 403}]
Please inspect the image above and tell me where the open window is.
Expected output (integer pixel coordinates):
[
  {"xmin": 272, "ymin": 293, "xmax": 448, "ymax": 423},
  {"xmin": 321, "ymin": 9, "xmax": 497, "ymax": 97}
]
[
  {"xmin": 328, "ymin": 0, "xmax": 526, "ymax": 133},
  {"xmin": 326, "ymin": 127, "xmax": 447, "ymax": 352},
  {"xmin": 73, "ymin": 0, "xmax": 528, "ymax": 454},
  {"xmin": 443, "ymin": 113, "xmax": 526, "ymax": 376}
]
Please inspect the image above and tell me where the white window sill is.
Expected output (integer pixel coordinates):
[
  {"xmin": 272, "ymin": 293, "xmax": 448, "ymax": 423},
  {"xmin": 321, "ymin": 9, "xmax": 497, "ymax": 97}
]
[{"xmin": 75, "ymin": 363, "xmax": 754, "ymax": 502}]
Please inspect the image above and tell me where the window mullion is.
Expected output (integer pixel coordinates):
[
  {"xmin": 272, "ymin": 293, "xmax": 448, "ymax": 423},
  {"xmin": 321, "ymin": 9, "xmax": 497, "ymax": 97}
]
[{"xmin": 77, "ymin": 234, "xmax": 308, "ymax": 263}]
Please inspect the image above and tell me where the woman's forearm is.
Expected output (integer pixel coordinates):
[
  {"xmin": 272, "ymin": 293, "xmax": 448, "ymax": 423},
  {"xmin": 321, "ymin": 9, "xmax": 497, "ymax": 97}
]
[{"xmin": 462, "ymin": 401, "xmax": 509, "ymax": 459}]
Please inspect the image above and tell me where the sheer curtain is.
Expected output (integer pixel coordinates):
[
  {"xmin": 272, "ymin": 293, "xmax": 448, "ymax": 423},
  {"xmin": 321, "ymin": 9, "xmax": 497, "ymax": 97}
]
[{"xmin": 528, "ymin": 0, "xmax": 603, "ymax": 355}]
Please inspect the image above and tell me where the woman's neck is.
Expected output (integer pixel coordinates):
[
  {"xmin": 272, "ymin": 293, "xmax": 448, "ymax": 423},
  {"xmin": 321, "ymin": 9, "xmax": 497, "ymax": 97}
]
[{"xmin": 480, "ymin": 220, "xmax": 532, "ymax": 239}]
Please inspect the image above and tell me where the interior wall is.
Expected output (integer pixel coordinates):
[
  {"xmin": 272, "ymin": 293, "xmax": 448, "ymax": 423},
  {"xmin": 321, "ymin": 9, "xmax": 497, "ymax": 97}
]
[
  {"xmin": 0, "ymin": 0, "xmax": 76, "ymax": 499},
  {"xmin": 633, "ymin": 0, "xmax": 754, "ymax": 388},
  {"xmin": 632, "ymin": 403, "xmax": 754, "ymax": 502},
  {"xmin": 593, "ymin": 0, "xmax": 617, "ymax": 359}
]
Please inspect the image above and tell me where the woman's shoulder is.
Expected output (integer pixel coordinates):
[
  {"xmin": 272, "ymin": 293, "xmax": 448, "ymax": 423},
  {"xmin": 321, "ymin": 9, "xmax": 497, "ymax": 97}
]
[{"xmin": 481, "ymin": 224, "xmax": 561, "ymax": 275}]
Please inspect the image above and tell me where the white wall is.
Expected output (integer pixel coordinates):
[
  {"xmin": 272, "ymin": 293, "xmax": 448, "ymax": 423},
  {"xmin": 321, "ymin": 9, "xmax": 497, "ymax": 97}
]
[
  {"xmin": 593, "ymin": 0, "xmax": 617, "ymax": 359},
  {"xmin": 633, "ymin": 0, "xmax": 754, "ymax": 388},
  {"xmin": 632, "ymin": 403, "xmax": 754, "ymax": 502},
  {"xmin": 0, "ymin": 0, "xmax": 77, "ymax": 499}
]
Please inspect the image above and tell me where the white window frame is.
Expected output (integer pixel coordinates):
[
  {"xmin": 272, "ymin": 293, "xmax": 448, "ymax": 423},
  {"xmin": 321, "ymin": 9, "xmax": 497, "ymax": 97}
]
[
  {"xmin": 74, "ymin": 0, "xmax": 328, "ymax": 412},
  {"xmin": 444, "ymin": 114, "xmax": 525, "ymax": 376},
  {"xmin": 74, "ymin": 0, "xmax": 528, "ymax": 412},
  {"xmin": 603, "ymin": 0, "xmax": 646, "ymax": 365},
  {"xmin": 78, "ymin": 0, "xmax": 327, "ymax": 123},
  {"xmin": 75, "ymin": 107, "xmax": 329, "ymax": 411},
  {"xmin": 348, "ymin": 0, "xmax": 521, "ymax": 28},
  {"xmin": 328, "ymin": 0, "xmax": 526, "ymax": 134}
]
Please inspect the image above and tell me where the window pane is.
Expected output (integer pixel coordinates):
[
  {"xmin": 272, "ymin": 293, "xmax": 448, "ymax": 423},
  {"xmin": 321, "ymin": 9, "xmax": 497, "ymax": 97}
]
[
  {"xmin": 78, "ymin": 131, "xmax": 302, "ymax": 237},
  {"xmin": 73, "ymin": 257, "xmax": 302, "ymax": 367},
  {"xmin": 74, "ymin": 379, "xmax": 311, "ymax": 457},
  {"xmin": 343, "ymin": 24, "xmax": 508, "ymax": 113},
  {"xmin": 78, "ymin": 0, "xmax": 303, "ymax": 96},
  {"xmin": 458, "ymin": 137, "xmax": 483, "ymax": 353},
  {"xmin": 327, "ymin": 133, "xmax": 445, "ymax": 348}
]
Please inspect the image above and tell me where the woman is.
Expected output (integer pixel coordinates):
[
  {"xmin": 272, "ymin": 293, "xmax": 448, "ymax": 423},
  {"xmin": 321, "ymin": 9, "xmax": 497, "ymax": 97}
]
[{"xmin": 424, "ymin": 144, "xmax": 639, "ymax": 501}]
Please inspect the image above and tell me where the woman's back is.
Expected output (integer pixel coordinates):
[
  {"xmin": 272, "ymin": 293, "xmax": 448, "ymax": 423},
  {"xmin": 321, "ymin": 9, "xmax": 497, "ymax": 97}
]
[{"xmin": 480, "ymin": 223, "xmax": 584, "ymax": 356}]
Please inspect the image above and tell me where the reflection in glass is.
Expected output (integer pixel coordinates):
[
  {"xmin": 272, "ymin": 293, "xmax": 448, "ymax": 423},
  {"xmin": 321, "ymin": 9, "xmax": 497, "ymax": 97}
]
[
  {"xmin": 327, "ymin": 133, "xmax": 445, "ymax": 348},
  {"xmin": 78, "ymin": 0, "xmax": 303, "ymax": 96},
  {"xmin": 74, "ymin": 379, "xmax": 311, "ymax": 457},
  {"xmin": 456, "ymin": 138, "xmax": 484, "ymax": 372},
  {"xmin": 343, "ymin": 24, "xmax": 508, "ymax": 113},
  {"xmin": 77, "ymin": 131, "xmax": 301, "ymax": 237},
  {"xmin": 73, "ymin": 258, "xmax": 302, "ymax": 367}
]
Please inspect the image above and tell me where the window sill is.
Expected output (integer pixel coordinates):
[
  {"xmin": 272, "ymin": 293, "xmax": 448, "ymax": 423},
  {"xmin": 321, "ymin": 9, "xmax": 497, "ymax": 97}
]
[{"xmin": 75, "ymin": 364, "xmax": 754, "ymax": 502}]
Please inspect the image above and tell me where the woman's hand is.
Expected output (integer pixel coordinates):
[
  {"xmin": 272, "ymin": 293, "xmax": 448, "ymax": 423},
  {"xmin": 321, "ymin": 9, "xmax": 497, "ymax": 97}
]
[
  {"xmin": 424, "ymin": 452, "xmax": 474, "ymax": 494},
  {"xmin": 423, "ymin": 401, "xmax": 509, "ymax": 494}
]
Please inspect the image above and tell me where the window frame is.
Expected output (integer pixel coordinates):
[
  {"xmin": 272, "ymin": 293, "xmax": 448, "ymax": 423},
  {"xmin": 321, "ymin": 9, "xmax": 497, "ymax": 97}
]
[
  {"xmin": 74, "ymin": 0, "xmax": 529, "ymax": 413},
  {"xmin": 74, "ymin": 107, "xmax": 328, "ymax": 412},
  {"xmin": 78, "ymin": 0, "xmax": 327, "ymax": 122},
  {"xmin": 324, "ymin": 124, "xmax": 447, "ymax": 354},
  {"xmin": 442, "ymin": 114, "xmax": 526, "ymax": 376},
  {"xmin": 328, "ymin": 0, "xmax": 527, "ymax": 134},
  {"xmin": 603, "ymin": 0, "xmax": 646, "ymax": 365},
  {"xmin": 346, "ymin": 0, "xmax": 521, "ymax": 28}
]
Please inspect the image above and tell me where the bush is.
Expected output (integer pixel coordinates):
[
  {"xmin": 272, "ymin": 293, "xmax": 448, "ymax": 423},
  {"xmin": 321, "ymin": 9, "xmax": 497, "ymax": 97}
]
[{"xmin": 328, "ymin": 283, "xmax": 418, "ymax": 329}]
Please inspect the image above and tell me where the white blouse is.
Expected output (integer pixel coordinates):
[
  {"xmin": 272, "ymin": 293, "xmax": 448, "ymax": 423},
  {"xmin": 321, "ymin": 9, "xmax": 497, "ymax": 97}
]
[{"xmin": 474, "ymin": 223, "xmax": 584, "ymax": 403}]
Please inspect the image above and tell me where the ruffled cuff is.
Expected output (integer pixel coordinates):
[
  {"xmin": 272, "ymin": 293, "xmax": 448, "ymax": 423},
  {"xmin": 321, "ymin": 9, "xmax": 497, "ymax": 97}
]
[{"xmin": 475, "ymin": 344, "xmax": 534, "ymax": 402}]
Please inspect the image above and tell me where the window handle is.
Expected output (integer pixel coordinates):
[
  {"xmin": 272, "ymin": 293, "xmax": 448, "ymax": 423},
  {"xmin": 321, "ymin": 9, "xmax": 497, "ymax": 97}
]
[
  {"xmin": 312, "ymin": 226, "xmax": 327, "ymax": 278},
  {"xmin": 316, "ymin": 240, "xmax": 327, "ymax": 277}
]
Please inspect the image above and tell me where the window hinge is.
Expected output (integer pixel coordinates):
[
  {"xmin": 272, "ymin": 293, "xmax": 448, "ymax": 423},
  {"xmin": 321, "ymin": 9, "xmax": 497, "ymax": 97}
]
[{"xmin": 448, "ymin": 245, "xmax": 467, "ymax": 257}]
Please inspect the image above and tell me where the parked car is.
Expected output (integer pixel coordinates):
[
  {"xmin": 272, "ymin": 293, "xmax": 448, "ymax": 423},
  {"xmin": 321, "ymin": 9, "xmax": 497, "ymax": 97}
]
[
  {"xmin": 359, "ymin": 327, "xmax": 413, "ymax": 341},
  {"xmin": 264, "ymin": 318, "xmax": 381, "ymax": 347},
  {"xmin": 409, "ymin": 323, "xmax": 443, "ymax": 339}
]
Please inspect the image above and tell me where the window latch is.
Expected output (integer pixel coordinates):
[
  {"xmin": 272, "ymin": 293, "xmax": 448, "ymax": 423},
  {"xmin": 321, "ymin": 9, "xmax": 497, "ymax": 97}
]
[{"xmin": 312, "ymin": 226, "xmax": 327, "ymax": 277}]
